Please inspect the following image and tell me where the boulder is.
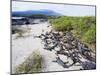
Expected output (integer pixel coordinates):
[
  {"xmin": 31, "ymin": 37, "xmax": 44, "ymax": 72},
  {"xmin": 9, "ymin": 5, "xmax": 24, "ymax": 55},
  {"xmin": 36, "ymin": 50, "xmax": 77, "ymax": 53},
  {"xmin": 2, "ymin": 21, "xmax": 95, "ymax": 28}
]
[{"xmin": 58, "ymin": 54, "xmax": 68, "ymax": 63}]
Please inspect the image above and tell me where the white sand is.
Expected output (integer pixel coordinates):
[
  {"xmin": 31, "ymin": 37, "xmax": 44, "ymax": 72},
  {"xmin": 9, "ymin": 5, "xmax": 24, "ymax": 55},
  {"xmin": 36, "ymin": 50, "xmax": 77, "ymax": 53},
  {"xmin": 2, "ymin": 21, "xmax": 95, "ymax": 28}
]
[{"xmin": 12, "ymin": 21, "xmax": 82, "ymax": 73}]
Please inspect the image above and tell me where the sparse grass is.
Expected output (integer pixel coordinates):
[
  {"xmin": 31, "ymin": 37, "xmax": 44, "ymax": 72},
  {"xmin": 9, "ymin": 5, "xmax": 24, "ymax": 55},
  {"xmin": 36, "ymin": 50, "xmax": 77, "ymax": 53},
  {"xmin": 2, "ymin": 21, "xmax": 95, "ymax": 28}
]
[
  {"xmin": 16, "ymin": 29, "xmax": 31, "ymax": 38},
  {"xmin": 15, "ymin": 50, "xmax": 43, "ymax": 74},
  {"xmin": 16, "ymin": 30, "xmax": 25, "ymax": 38},
  {"xmin": 12, "ymin": 26, "xmax": 31, "ymax": 39}
]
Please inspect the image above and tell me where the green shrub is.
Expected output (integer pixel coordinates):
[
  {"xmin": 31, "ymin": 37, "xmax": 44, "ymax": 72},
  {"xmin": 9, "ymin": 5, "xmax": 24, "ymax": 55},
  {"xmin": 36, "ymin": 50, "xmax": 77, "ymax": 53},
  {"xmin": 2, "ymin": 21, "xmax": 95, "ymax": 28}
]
[
  {"xmin": 15, "ymin": 50, "xmax": 43, "ymax": 73},
  {"xmin": 50, "ymin": 16, "xmax": 96, "ymax": 51},
  {"xmin": 82, "ymin": 24, "xmax": 96, "ymax": 44},
  {"xmin": 52, "ymin": 17, "xmax": 73, "ymax": 31}
]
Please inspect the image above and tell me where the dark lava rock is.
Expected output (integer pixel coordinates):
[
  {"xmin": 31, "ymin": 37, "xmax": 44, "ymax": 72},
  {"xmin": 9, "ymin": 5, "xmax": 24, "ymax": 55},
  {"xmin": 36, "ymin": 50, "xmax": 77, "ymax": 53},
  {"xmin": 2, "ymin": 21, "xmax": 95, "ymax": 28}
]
[
  {"xmin": 53, "ymin": 57, "xmax": 69, "ymax": 68},
  {"xmin": 81, "ymin": 61, "xmax": 96, "ymax": 70}
]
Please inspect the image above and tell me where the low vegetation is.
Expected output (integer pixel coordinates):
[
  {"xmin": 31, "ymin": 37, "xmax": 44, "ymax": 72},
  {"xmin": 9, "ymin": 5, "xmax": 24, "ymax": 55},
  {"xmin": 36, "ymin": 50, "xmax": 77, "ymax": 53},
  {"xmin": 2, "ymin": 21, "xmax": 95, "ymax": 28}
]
[
  {"xmin": 49, "ymin": 16, "xmax": 96, "ymax": 51},
  {"xmin": 15, "ymin": 50, "xmax": 43, "ymax": 74},
  {"xmin": 12, "ymin": 26, "xmax": 31, "ymax": 39}
]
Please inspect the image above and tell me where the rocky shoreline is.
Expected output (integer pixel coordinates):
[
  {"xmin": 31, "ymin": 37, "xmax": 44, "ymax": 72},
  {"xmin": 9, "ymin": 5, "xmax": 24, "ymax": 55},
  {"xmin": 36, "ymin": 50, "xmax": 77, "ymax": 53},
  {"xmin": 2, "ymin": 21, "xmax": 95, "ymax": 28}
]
[
  {"xmin": 34, "ymin": 30, "xmax": 96, "ymax": 70},
  {"xmin": 12, "ymin": 21, "xmax": 96, "ymax": 74}
]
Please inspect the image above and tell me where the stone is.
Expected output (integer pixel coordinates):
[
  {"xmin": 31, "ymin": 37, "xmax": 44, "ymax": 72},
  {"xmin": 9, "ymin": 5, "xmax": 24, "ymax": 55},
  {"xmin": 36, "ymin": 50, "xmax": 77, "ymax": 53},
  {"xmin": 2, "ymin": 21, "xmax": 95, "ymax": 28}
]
[
  {"xmin": 38, "ymin": 30, "xmax": 96, "ymax": 69},
  {"xmin": 57, "ymin": 50, "xmax": 69, "ymax": 57},
  {"xmin": 54, "ymin": 57, "xmax": 69, "ymax": 68},
  {"xmin": 81, "ymin": 61, "xmax": 96, "ymax": 70},
  {"xmin": 58, "ymin": 54, "xmax": 68, "ymax": 63},
  {"xmin": 54, "ymin": 46, "xmax": 61, "ymax": 51},
  {"xmin": 66, "ymin": 43, "xmax": 73, "ymax": 50},
  {"xmin": 66, "ymin": 32, "xmax": 74, "ymax": 41}
]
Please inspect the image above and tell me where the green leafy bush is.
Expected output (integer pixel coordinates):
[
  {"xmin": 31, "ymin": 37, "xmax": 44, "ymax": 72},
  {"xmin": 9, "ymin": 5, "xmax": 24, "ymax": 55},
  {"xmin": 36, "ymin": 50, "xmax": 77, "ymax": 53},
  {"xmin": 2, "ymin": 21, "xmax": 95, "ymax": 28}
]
[
  {"xmin": 52, "ymin": 16, "xmax": 73, "ymax": 31},
  {"xmin": 15, "ymin": 50, "xmax": 43, "ymax": 73},
  {"xmin": 49, "ymin": 16, "xmax": 96, "ymax": 51},
  {"xmin": 82, "ymin": 24, "xmax": 96, "ymax": 44}
]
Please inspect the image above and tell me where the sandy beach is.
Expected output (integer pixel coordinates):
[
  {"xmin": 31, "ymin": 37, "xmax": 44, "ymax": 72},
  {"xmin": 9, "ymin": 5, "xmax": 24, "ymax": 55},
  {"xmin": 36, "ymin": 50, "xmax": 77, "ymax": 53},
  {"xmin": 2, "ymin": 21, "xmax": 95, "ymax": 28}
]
[{"xmin": 12, "ymin": 21, "xmax": 83, "ymax": 73}]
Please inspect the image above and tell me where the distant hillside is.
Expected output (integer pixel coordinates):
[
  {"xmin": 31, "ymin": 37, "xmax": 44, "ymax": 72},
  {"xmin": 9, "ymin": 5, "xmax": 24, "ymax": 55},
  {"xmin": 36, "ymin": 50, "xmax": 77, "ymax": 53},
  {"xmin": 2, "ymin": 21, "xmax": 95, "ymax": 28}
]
[{"xmin": 12, "ymin": 9, "xmax": 62, "ymax": 17}]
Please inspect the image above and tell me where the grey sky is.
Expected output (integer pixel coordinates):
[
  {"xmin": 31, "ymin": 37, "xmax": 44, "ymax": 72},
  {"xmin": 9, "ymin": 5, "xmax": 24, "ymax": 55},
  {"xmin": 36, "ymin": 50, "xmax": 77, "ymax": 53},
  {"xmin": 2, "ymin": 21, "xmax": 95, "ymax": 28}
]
[{"xmin": 12, "ymin": 1, "xmax": 95, "ymax": 16}]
